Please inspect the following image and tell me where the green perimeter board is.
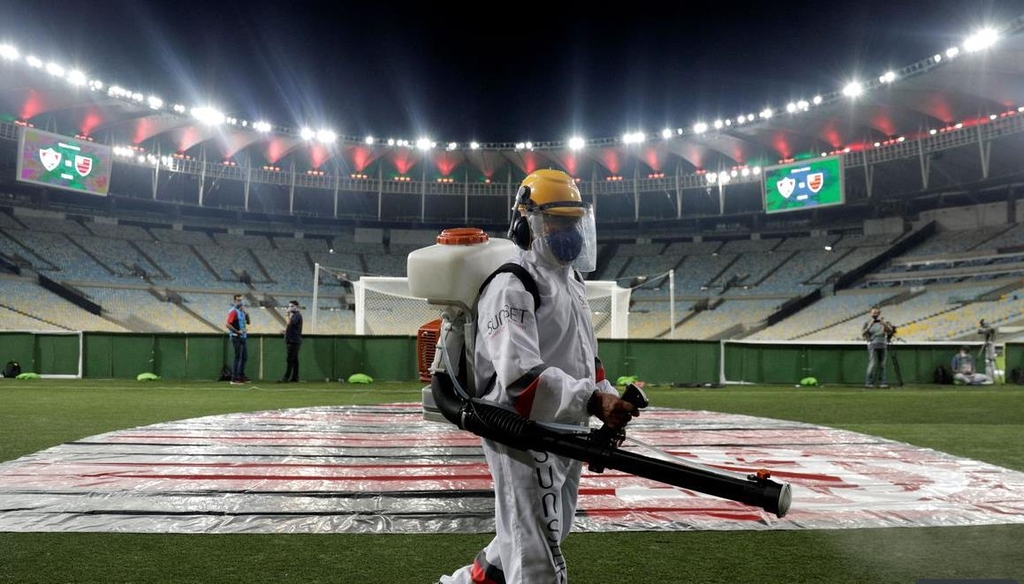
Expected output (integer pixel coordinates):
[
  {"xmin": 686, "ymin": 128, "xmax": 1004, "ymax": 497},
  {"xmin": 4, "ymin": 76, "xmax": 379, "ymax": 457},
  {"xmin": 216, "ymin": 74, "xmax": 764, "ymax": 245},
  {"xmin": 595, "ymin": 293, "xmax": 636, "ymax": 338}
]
[
  {"xmin": 333, "ymin": 336, "xmax": 417, "ymax": 382},
  {"xmin": 184, "ymin": 335, "xmax": 231, "ymax": 381},
  {"xmin": 598, "ymin": 339, "xmax": 719, "ymax": 385},
  {"xmin": 0, "ymin": 332, "xmax": 36, "ymax": 374},
  {"xmin": 260, "ymin": 336, "xmax": 335, "ymax": 382}
]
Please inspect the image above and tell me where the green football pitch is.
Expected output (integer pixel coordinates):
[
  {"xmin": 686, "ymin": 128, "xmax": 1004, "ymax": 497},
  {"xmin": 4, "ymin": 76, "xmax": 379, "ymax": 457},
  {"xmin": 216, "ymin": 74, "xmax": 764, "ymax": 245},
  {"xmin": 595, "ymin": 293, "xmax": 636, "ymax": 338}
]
[{"xmin": 1, "ymin": 379, "xmax": 1022, "ymax": 584}]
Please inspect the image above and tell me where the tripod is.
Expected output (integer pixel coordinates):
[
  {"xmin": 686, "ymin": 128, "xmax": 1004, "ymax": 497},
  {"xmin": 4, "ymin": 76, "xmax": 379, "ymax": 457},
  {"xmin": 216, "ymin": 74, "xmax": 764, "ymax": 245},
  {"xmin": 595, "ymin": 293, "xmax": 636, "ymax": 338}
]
[
  {"xmin": 887, "ymin": 341, "xmax": 904, "ymax": 387},
  {"xmin": 978, "ymin": 340, "xmax": 1000, "ymax": 383}
]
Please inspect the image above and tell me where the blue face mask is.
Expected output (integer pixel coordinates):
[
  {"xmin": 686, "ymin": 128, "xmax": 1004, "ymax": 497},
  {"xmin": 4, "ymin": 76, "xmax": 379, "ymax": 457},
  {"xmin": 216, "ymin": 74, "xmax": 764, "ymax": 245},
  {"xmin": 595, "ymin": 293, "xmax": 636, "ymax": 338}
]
[{"xmin": 545, "ymin": 229, "xmax": 583, "ymax": 263}]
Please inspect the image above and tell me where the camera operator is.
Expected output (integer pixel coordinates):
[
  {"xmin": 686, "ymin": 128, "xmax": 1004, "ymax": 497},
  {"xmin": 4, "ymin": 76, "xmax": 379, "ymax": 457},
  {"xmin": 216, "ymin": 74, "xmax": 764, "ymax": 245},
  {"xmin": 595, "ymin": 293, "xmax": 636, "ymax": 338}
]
[
  {"xmin": 952, "ymin": 345, "xmax": 993, "ymax": 385},
  {"xmin": 861, "ymin": 306, "xmax": 896, "ymax": 388},
  {"xmin": 978, "ymin": 319, "xmax": 997, "ymax": 379}
]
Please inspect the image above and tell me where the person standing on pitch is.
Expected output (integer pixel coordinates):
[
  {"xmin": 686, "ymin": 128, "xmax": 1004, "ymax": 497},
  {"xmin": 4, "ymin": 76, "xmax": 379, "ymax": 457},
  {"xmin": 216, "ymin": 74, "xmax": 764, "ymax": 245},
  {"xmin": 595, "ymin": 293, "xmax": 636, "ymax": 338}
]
[
  {"xmin": 861, "ymin": 305, "xmax": 894, "ymax": 388},
  {"xmin": 226, "ymin": 294, "xmax": 250, "ymax": 384},
  {"xmin": 437, "ymin": 169, "xmax": 638, "ymax": 584},
  {"xmin": 279, "ymin": 300, "xmax": 303, "ymax": 383}
]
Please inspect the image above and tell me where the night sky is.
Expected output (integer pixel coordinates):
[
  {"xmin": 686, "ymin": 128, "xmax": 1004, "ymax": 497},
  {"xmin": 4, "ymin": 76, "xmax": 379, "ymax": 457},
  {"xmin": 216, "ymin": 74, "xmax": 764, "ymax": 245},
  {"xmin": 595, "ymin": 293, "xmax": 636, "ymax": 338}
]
[{"xmin": 2, "ymin": 0, "xmax": 1024, "ymax": 143}]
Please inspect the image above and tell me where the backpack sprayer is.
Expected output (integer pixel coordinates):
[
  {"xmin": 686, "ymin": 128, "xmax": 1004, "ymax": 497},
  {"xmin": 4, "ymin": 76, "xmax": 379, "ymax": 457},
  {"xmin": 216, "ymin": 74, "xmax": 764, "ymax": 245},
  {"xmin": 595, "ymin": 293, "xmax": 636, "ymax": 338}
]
[{"xmin": 408, "ymin": 228, "xmax": 791, "ymax": 518}]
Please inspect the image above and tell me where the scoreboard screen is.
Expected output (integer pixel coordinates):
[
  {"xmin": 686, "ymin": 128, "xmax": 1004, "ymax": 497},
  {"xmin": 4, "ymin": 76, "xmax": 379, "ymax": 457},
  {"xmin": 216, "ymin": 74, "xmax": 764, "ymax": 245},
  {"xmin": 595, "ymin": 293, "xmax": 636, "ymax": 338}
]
[
  {"xmin": 17, "ymin": 127, "xmax": 113, "ymax": 196},
  {"xmin": 763, "ymin": 156, "xmax": 843, "ymax": 214}
]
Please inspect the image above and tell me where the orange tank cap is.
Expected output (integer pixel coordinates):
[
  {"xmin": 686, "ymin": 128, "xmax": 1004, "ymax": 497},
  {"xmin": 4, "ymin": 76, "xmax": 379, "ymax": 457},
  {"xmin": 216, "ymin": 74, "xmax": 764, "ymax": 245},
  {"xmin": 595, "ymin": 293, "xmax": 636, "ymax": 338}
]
[{"xmin": 437, "ymin": 227, "xmax": 488, "ymax": 245}]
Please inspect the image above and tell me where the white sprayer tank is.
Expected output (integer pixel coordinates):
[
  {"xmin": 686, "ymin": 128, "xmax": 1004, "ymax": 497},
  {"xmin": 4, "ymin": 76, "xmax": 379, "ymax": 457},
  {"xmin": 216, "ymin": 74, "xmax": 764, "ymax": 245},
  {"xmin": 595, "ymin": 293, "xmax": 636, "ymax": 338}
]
[{"xmin": 407, "ymin": 228, "xmax": 517, "ymax": 309}]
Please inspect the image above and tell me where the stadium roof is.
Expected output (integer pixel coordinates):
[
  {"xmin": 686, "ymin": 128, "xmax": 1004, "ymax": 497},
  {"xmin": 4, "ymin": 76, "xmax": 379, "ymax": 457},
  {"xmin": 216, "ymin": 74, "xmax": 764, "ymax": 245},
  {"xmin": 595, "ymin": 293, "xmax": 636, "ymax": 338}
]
[{"xmin": 1, "ymin": 16, "xmax": 1024, "ymax": 186}]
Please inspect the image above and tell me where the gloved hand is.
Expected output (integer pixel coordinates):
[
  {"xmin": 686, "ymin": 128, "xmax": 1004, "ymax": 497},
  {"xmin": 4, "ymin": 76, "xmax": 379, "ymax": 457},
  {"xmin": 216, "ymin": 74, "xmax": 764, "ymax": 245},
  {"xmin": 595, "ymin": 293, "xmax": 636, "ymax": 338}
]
[{"xmin": 588, "ymin": 391, "xmax": 638, "ymax": 431}]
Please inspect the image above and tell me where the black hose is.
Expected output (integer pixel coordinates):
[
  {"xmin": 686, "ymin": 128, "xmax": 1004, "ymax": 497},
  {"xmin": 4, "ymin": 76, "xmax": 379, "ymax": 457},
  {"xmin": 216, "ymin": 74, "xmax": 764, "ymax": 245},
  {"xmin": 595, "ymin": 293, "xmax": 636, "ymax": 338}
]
[{"xmin": 430, "ymin": 371, "xmax": 791, "ymax": 518}]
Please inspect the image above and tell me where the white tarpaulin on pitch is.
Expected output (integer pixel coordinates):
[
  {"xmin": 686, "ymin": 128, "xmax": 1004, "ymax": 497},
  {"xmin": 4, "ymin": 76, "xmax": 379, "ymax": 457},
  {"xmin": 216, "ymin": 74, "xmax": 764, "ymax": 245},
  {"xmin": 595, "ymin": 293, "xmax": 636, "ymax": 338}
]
[{"xmin": 1, "ymin": 404, "xmax": 1023, "ymax": 533}]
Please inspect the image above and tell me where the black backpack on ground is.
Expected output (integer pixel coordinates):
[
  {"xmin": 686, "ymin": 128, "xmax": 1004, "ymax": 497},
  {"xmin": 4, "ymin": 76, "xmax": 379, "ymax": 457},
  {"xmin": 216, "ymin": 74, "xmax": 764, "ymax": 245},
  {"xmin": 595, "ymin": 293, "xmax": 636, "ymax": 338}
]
[
  {"xmin": 3, "ymin": 360, "xmax": 21, "ymax": 378},
  {"xmin": 933, "ymin": 365, "xmax": 953, "ymax": 385}
]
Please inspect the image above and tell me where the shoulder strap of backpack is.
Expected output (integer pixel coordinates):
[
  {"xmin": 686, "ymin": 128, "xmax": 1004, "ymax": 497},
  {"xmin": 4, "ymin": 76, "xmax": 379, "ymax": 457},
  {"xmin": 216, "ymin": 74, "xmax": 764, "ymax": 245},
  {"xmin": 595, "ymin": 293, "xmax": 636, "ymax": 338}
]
[{"xmin": 479, "ymin": 262, "xmax": 541, "ymax": 310}]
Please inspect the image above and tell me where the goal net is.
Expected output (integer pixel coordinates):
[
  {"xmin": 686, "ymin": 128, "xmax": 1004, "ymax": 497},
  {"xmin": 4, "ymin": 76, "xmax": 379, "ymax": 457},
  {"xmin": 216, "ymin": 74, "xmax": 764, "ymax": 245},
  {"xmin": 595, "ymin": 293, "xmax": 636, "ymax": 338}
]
[{"xmin": 352, "ymin": 276, "xmax": 631, "ymax": 338}]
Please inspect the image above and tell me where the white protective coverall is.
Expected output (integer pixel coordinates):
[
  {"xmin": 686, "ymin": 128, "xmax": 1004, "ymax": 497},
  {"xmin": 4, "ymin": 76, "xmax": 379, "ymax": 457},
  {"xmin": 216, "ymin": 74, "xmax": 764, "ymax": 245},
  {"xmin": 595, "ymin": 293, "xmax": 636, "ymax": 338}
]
[{"xmin": 439, "ymin": 245, "xmax": 619, "ymax": 584}]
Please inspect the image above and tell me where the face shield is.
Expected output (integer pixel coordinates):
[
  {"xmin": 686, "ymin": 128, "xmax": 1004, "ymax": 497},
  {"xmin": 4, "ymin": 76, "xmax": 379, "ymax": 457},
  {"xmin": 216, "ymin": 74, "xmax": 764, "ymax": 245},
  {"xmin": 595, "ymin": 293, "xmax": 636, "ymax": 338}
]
[{"xmin": 525, "ymin": 203, "xmax": 597, "ymax": 272}]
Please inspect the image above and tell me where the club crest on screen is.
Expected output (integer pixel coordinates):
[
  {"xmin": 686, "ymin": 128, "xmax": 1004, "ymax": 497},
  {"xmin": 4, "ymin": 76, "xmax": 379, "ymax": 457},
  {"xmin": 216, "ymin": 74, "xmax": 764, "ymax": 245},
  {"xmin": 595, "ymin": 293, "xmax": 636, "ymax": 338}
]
[
  {"xmin": 807, "ymin": 172, "xmax": 824, "ymax": 193},
  {"xmin": 777, "ymin": 177, "xmax": 795, "ymax": 199},
  {"xmin": 75, "ymin": 155, "xmax": 93, "ymax": 177},
  {"xmin": 39, "ymin": 147, "xmax": 61, "ymax": 171}
]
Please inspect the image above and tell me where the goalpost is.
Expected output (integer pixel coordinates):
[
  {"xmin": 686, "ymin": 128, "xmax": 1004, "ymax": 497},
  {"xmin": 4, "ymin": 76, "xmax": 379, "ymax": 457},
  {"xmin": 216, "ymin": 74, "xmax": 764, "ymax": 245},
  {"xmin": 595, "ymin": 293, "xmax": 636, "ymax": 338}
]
[{"xmin": 350, "ymin": 276, "xmax": 631, "ymax": 338}]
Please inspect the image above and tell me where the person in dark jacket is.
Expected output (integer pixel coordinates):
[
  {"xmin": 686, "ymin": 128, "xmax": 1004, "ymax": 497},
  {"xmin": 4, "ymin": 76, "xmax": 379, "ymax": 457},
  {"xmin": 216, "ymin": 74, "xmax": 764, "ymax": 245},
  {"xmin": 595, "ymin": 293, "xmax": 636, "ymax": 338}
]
[{"xmin": 279, "ymin": 300, "xmax": 303, "ymax": 382}]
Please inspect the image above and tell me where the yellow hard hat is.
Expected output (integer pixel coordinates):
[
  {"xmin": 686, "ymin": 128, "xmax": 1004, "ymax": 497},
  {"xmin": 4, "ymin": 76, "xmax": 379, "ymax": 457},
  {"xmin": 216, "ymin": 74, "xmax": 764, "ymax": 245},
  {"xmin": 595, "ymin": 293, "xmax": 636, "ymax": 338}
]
[{"xmin": 515, "ymin": 169, "xmax": 585, "ymax": 217}]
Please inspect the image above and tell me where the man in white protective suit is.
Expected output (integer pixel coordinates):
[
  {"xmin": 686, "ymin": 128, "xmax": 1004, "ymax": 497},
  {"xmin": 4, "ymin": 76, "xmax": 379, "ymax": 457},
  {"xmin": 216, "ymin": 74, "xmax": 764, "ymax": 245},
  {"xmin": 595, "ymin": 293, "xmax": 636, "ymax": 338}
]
[{"xmin": 438, "ymin": 169, "xmax": 638, "ymax": 584}]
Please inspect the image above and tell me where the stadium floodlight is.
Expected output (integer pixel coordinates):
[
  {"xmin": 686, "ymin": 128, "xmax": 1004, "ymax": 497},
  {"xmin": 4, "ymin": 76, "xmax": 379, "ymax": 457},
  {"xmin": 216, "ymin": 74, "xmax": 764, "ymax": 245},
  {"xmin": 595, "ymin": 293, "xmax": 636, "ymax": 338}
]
[
  {"xmin": 0, "ymin": 44, "xmax": 18, "ymax": 61},
  {"xmin": 415, "ymin": 138, "xmax": 432, "ymax": 151},
  {"xmin": 718, "ymin": 171, "xmax": 731, "ymax": 184},
  {"xmin": 365, "ymin": 135, "xmax": 375, "ymax": 145},
  {"xmin": 760, "ymin": 108, "xmax": 773, "ymax": 119},
  {"xmin": 45, "ymin": 62, "xmax": 64, "ymax": 77},
  {"xmin": 786, "ymin": 103, "xmax": 797, "ymax": 113},
  {"xmin": 752, "ymin": 166, "xmax": 761, "ymax": 175},
  {"xmin": 446, "ymin": 142, "xmax": 458, "ymax": 151},
  {"xmin": 706, "ymin": 172, "xmax": 717, "ymax": 184},
  {"xmin": 316, "ymin": 129, "xmax": 337, "ymax": 143},
  {"xmin": 66, "ymin": 69, "xmax": 86, "ymax": 86},
  {"xmin": 797, "ymin": 100, "xmax": 809, "ymax": 111},
  {"xmin": 812, "ymin": 95, "xmax": 823, "ymax": 105},
  {"xmin": 299, "ymin": 127, "xmax": 316, "ymax": 140},
  {"xmin": 945, "ymin": 46, "xmax": 960, "ymax": 59},
  {"xmin": 693, "ymin": 122, "xmax": 708, "ymax": 134},
  {"xmin": 713, "ymin": 119, "xmax": 723, "ymax": 130},
  {"xmin": 387, "ymin": 138, "xmax": 396, "ymax": 146},
  {"xmin": 842, "ymin": 82, "xmax": 863, "ymax": 98},
  {"xmin": 525, "ymin": 141, "xmax": 534, "ymax": 150},
  {"xmin": 131, "ymin": 92, "xmax": 144, "ymax": 102},
  {"xmin": 964, "ymin": 28, "xmax": 998, "ymax": 52},
  {"xmin": 253, "ymin": 121, "xmax": 272, "ymax": 133},
  {"xmin": 470, "ymin": 141, "xmax": 480, "ymax": 150},
  {"xmin": 622, "ymin": 132, "xmax": 644, "ymax": 145},
  {"xmin": 661, "ymin": 128, "xmax": 672, "ymax": 139},
  {"xmin": 172, "ymin": 104, "xmax": 186, "ymax": 113},
  {"xmin": 741, "ymin": 167, "xmax": 750, "ymax": 177},
  {"xmin": 879, "ymin": 71, "xmax": 897, "ymax": 84},
  {"xmin": 25, "ymin": 55, "xmax": 43, "ymax": 68},
  {"xmin": 568, "ymin": 137, "xmax": 585, "ymax": 150},
  {"xmin": 88, "ymin": 80, "xmax": 103, "ymax": 91},
  {"xmin": 191, "ymin": 106, "xmax": 225, "ymax": 126}
]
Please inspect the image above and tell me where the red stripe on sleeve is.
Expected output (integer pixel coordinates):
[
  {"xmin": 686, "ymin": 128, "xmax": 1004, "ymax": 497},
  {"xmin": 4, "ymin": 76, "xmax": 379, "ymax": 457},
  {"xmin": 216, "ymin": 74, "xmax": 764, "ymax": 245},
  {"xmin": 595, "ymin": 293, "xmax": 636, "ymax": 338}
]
[{"xmin": 512, "ymin": 377, "xmax": 540, "ymax": 418}]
